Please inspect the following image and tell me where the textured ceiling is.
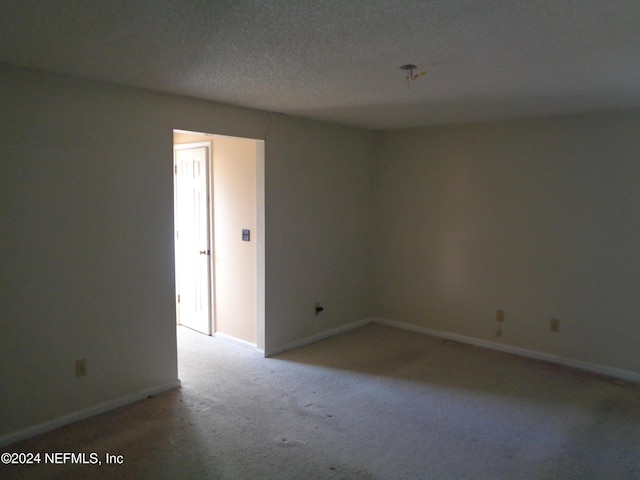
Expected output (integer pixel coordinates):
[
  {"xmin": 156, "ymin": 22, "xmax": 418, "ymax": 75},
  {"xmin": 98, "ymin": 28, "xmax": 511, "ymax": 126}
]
[{"xmin": 0, "ymin": 0, "xmax": 639, "ymax": 130}]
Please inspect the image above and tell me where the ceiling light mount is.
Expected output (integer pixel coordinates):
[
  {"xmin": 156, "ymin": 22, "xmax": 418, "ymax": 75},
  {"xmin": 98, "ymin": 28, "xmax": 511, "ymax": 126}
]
[{"xmin": 399, "ymin": 64, "xmax": 426, "ymax": 81}]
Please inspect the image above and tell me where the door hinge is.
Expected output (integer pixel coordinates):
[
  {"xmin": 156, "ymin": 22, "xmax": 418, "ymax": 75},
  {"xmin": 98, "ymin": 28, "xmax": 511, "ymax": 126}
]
[
  {"xmin": 177, "ymin": 294, "xmax": 181, "ymax": 303},
  {"xmin": 174, "ymin": 164, "xmax": 177, "ymax": 174}
]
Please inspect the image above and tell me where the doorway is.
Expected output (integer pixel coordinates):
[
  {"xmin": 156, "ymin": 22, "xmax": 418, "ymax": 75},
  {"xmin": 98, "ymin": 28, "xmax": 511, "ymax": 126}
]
[{"xmin": 173, "ymin": 130, "xmax": 265, "ymax": 351}]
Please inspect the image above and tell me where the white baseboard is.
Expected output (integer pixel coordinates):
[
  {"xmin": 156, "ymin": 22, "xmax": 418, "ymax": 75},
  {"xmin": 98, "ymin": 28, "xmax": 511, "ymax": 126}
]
[
  {"xmin": 373, "ymin": 318, "xmax": 640, "ymax": 384},
  {"xmin": 266, "ymin": 318, "xmax": 372, "ymax": 357},
  {"xmin": 213, "ymin": 332, "xmax": 259, "ymax": 351},
  {"xmin": 0, "ymin": 380, "xmax": 181, "ymax": 448}
]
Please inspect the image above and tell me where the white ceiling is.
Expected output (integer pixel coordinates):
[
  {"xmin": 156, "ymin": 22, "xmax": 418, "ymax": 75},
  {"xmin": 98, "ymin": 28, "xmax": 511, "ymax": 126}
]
[{"xmin": 1, "ymin": 0, "xmax": 639, "ymax": 130}]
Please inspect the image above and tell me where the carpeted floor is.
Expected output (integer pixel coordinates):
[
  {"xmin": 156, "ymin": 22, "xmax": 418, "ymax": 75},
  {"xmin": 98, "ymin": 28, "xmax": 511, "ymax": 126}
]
[{"xmin": 3, "ymin": 323, "xmax": 640, "ymax": 479}]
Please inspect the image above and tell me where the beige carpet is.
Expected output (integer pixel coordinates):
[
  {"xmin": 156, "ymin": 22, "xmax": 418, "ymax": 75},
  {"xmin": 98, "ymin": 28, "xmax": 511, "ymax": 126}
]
[{"xmin": 3, "ymin": 323, "xmax": 640, "ymax": 479}]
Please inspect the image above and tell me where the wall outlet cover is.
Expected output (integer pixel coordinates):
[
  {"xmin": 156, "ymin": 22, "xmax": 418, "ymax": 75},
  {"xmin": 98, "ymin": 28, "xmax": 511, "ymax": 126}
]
[{"xmin": 75, "ymin": 359, "xmax": 87, "ymax": 377}]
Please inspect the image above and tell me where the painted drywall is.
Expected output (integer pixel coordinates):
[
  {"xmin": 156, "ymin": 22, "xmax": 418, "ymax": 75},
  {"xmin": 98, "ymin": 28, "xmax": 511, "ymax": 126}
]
[
  {"xmin": 373, "ymin": 109, "xmax": 640, "ymax": 374},
  {"xmin": 0, "ymin": 62, "xmax": 373, "ymax": 443},
  {"xmin": 264, "ymin": 116, "xmax": 375, "ymax": 351},
  {"xmin": 212, "ymin": 135, "xmax": 258, "ymax": 344}
]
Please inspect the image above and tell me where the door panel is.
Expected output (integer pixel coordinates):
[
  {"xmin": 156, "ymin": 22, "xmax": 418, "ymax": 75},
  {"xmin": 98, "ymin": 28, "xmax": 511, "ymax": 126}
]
[{"xmin": 174, "ymin": 144, "xmax": 211, "ymax": 334}]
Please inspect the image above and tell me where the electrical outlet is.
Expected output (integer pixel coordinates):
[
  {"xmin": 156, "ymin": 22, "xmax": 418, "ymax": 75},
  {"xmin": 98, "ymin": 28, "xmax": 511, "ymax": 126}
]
[
  {"xmin": 496, "ymin": 310, "xmax": 505, "ymax": 322},
  {"xmin": 550, "ymin": 319, "xmax": 560, "ymax": 332},
  {"xmin": 75, "ymin": 359, "xmax": 87, "ymax": 377},
  {"xmin": 496, "ymin": 327, "xmax": 502, "ymax": 337}
]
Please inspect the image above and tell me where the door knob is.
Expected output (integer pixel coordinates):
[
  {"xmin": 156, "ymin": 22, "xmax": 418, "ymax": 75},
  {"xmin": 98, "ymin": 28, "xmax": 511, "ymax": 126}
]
[{"xmin": 199, "ymin": 250, "xmax": 208, "ymax": 255}]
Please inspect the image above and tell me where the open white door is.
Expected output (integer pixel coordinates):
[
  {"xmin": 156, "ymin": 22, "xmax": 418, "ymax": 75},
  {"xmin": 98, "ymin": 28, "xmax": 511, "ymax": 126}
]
[{"xmin": 174, "ymin": 142, "xmax": 211, "ymax": 335}]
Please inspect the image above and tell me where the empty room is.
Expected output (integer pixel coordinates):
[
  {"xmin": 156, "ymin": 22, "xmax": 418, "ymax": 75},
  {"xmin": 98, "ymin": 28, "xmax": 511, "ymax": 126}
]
[{"xmin": 2, "ymin": 1, "xmax": 640, "ymax": 479}]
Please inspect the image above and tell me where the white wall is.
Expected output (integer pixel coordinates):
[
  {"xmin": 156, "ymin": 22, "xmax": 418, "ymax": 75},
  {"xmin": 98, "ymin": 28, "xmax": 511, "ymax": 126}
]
[
  {"xmin": 373, "ymin": 109, "xmax": 640, "ymax": 374},
  {"xmin": 0, "ymin": 63, "xmax": 373, "ymax": 443},
  {"xmin": 213, "ymin": 135, "xmax": 258, "ymax": 344},
  {"xmin": 265, "ymin": 116, "xmax": 374, "ymax": 351}
]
